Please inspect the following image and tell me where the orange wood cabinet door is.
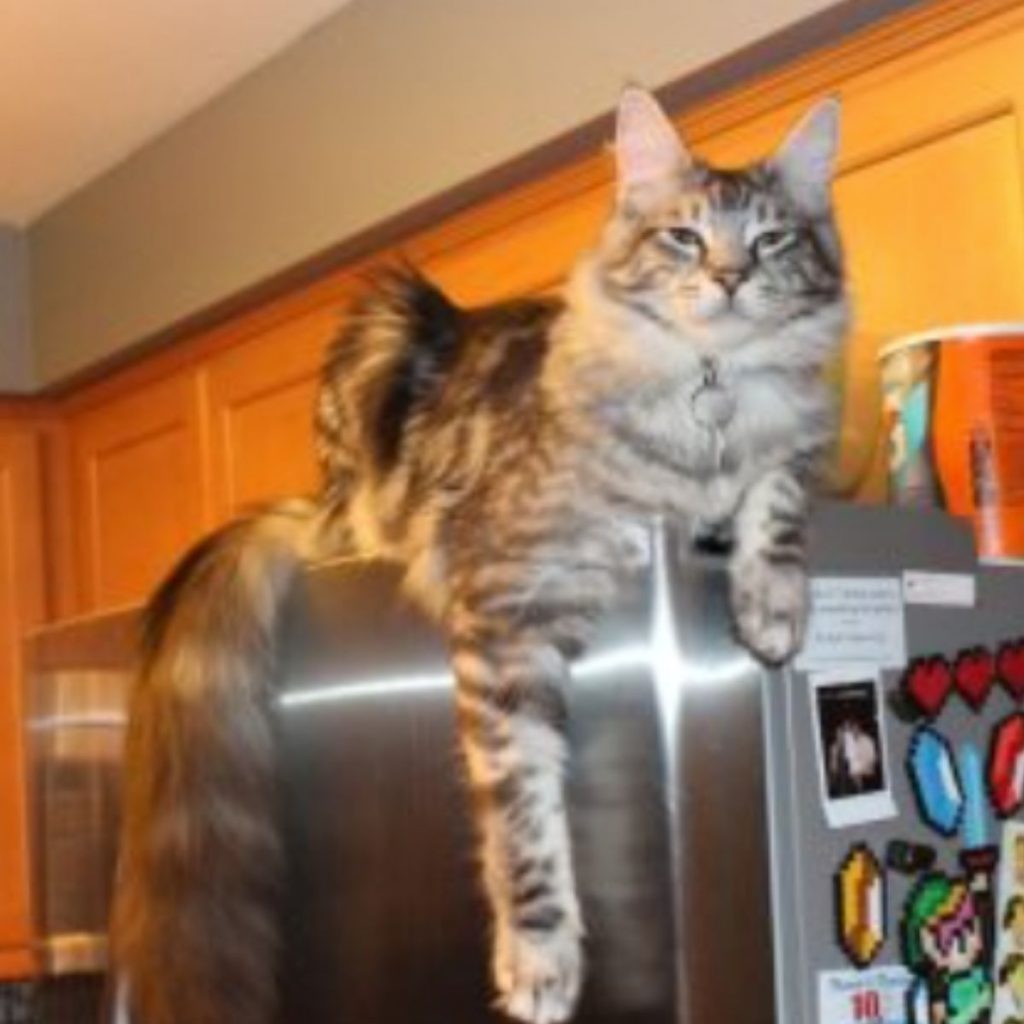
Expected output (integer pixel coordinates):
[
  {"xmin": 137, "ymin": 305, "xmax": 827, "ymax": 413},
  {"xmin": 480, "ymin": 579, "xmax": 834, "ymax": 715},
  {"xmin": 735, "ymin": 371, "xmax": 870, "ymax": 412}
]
[
  {"xmin": 69, "ymin": 373, "xmax": 208, "ymax": 610},
  {"xmin": 420, "ymin": 170, "xmax": 609, "ymax": 304},
  {"xmin": 203, "ymin": 304, "xmax": 340, "ymax": 523},
  {"xmin": 699, "ymin": 12, "xmax": 1024, "ymax": 500},
  {"xmin": 0, "ymin": 429, "xmax": 46, "ymax": 975}
]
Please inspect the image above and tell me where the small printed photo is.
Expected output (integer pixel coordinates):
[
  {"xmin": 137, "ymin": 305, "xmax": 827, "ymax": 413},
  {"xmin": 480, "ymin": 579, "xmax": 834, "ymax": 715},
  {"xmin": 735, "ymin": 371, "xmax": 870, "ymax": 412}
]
[
  {"xmin": 810, "ymin": 670, "xmax": 897, "ymax": 828},
  {"xmin": 817, "ymin": 679, "xmax": 886, "ymax": 799}
]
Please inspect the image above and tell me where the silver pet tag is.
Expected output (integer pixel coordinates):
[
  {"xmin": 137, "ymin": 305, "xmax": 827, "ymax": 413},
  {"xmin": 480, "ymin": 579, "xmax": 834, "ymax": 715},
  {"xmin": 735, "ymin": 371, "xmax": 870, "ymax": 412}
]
[
  {"xmin": 691, "ymin": 385, "xmax": 737, "ymax": 429},
  {"xmin": 691, "ymin": 357, "xmax": 736, "ymax": 429}
]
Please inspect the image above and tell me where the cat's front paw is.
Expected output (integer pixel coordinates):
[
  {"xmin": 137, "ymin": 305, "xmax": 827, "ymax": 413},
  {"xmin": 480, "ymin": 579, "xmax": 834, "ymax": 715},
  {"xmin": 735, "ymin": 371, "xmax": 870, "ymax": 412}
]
[
  {"xmin": 731, "ymin": 557, "xmax": 808, "ymax": 665},
  {"xmin": 493, "ymin": 921, "xmax": 583, "ymax": 1024}
]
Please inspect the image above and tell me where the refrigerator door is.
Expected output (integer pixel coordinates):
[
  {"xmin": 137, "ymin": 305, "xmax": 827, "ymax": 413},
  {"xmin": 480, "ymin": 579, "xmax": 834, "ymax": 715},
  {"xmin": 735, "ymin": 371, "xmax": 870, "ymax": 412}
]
[
  {"xmin": 765, "ymin": 502, "xmax": 1024, "ymax": 1024},
  {"xmin": 22, "ymin": 520, "xmax": 780, "ymax": 1024},
  {"xmin": 276, "ymin": 522, "xmax": 776, "ymax": 1024}
]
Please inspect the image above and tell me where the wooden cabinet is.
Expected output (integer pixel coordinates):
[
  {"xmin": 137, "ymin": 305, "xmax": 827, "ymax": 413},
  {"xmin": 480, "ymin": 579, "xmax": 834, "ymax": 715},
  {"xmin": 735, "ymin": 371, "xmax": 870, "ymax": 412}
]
[
  {"xmin": 692, "ymin": 6, "xmax": 1024, "ymax": 499},
  {"xmin": 422, "ymin": 173, "xmax": 607, "ymax": 303},
  {"xmin": 203, "ymin": 306, "xmax": 332, "ymax": 522},
  {"xmin": 68, "ymin": 373, "xmax": 209, "ymax": 609},
  {"xmin": 0, "ymin": 425, "xmax": 46, "ymax": 976},
  {"xmin": 52, "ymin": 0, "xmax": 1024, "ymax": 610},
  {"xmin": 835, "ymin": 16, "xmax": 1024, "ymax": 498}
]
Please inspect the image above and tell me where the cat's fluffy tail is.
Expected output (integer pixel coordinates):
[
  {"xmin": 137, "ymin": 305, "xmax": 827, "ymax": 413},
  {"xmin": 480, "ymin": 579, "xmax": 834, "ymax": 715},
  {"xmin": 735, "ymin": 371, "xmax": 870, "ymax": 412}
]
[{"xmin": 110, "ymin": 497, "xmax": 337, "ymax": 1024}]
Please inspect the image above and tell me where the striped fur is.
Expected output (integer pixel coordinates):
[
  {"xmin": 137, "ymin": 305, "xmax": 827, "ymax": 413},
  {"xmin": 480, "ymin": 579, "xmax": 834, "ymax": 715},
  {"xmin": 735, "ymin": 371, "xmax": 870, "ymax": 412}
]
[
  {"xmin": 113, "ymin": 88, "xmax": 848, "ymax": 1024},
  {"xmin": 112, "ymin": 501, "xmax": 339, "ymax": 1024}
]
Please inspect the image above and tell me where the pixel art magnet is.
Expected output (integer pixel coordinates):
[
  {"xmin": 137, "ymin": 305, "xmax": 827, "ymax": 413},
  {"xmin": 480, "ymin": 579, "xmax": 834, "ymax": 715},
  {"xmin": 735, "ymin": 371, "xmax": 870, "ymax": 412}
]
[
  {"xmin": 902, "ymin": 862, "xmax": 997, "ymax": 1024},
  {"xmin": 907, "ymin": 726, "xmax": 964, "ymax": 837},
  {"xmin": 835, "ymin": 843, "xmax": 887, "ymax": 969}
]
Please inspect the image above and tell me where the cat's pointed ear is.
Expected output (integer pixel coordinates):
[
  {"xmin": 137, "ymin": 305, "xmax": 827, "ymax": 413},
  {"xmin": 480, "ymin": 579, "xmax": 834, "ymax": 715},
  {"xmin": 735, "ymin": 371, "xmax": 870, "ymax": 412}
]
[
  {"xmin": 772, "ymin": 97, "xmax": 841, "ymax": 212},
  {"xmin": 614, "ymin": 86, "xmax": 691, "ymax": 200}
]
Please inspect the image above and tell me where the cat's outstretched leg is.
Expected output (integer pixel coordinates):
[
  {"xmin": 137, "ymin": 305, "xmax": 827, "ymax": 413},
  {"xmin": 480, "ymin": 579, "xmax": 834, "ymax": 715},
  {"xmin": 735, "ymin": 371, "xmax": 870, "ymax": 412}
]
[
  {"xmin": 729, "ymin": 466, "xmax": 810, "ymax": 665},
  {"xmin": 449, "ymin": 610, "xmax": 590, "ymax": 1024}
]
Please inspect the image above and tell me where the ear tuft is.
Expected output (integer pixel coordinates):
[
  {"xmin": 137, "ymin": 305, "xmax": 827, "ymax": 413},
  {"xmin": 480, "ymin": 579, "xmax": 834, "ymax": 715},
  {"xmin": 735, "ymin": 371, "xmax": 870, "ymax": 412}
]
[
  {"xmin": 614, "ymin": 86, "xmax": 690, "ymax": 199},
  {"xmin": 773, "ymin": 96, "xmax": 841, "ymax": 211}
]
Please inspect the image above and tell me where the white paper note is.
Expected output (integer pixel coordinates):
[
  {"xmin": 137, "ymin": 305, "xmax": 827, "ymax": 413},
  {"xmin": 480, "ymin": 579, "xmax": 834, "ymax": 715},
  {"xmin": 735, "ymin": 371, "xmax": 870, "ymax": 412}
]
[
  {"xmin": 796, "ymin": 577, "xmax": 906, "ymax": 671},
  {"xmin": 818, "ymin": 966, "xmax": 913, "ymax": 1024},
  {"xmin": 902, "ymin": 570, "xmax": 976, "ymax": 607}
]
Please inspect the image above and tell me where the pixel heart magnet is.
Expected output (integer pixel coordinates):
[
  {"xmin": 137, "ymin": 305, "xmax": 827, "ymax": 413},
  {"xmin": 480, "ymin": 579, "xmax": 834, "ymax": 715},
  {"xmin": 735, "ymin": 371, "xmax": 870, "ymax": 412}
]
[
  {"xmin": 997, "ymin": 638, "xmax": 1024, "ymax": 702},
  {"xmin": 901, "ymin": 657, "xmax": 953, "ymax": 720},
  {"xmin": 953, "ymin": 646, "xmax": 995, "ymax": 712}
]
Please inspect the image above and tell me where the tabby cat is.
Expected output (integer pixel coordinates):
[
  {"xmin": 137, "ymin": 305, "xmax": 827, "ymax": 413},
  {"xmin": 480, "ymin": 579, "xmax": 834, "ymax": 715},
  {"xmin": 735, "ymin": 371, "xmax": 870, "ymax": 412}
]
[{"xmin": 111, "ymin": 87, "xmax": 847, "ymax": 1024}]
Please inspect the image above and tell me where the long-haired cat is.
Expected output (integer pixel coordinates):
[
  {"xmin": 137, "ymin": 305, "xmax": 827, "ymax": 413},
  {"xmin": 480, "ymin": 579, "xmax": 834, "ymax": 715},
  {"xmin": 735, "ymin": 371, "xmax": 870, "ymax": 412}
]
[{"xmin": 111, "ymin": 87, "xmax": 847, "ymax": 1024}]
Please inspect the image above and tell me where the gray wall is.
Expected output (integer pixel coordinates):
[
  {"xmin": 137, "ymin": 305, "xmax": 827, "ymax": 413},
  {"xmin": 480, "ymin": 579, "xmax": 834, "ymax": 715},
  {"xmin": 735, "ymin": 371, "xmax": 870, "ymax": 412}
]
[
  {"xmin": 27, "ymin": 0, "xmax": 915, "ymax": 387},
  {"xmin": 0, "ymin": 225, "xmax": 34, "ymax": 393}
]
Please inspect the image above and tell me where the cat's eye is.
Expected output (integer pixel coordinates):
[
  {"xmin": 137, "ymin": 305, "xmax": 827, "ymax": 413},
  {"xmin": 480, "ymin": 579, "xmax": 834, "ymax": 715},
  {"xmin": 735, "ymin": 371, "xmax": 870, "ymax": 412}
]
[
  {"xmin": 753, "ymin": 229, "xmax": 796, "ymax": 256},
  {"xmin": 661, "ymin": 227, "xmax": 705, "ymax": 253}
]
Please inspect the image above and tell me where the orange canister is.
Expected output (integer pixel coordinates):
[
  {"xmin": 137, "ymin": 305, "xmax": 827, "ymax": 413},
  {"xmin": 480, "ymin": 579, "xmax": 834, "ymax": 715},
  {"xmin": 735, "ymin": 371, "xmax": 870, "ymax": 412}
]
[{"xmin": 878, "ymin": 324, "xmax": 1024, "ymax": 563}]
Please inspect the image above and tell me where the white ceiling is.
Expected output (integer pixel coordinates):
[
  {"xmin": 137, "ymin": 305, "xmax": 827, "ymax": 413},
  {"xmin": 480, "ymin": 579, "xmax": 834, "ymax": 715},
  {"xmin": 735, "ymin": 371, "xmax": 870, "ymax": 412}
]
[{"xmin": 0, "ymin": 0, "xmax": 355, "ymax": 226}]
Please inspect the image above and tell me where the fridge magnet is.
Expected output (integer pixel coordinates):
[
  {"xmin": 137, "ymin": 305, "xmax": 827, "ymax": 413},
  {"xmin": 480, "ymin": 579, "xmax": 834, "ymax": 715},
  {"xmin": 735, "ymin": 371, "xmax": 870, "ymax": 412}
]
[
  {"xmin": 901, "ymin": 861, "xmax": 997, "ymax": 1024},
  {"xmin": 960, "ymin": 844, "xmax": 1001, "ymax": 963},
  {"xmin": 901, "ymin": 656, "xmax": 954, "ymax": 721},
  {"xmin": 954, "ymin": 646, "xmax": 997, "ymax": 713},
  {"xmin": 886, "ymin": 839, "xmax": 937, "ymax": 876},
  {"xmin": 835, "ymin": 843, "xmax": 887, "ymax": 968},
  {"xmin": 960, "ymin": 743, "xmax": 992, "ymax": 853},
  {"xmin": 1011, "ymin": 825, "xmax": 1024, "ymax": 889},
  {"xmin": 989, "ymin": 821, "xmax": 1024, "ymax": 1023},
  {"xmin": 1003, "ymin": 897, "xmax": 1024, "ymax": 953},
  {"xmin": 907, "ymin": 726, "xmax": 964, "ymax": 837},
  {"xmin": 817, "ymin": 965, "xmax": 912, "ymax": 1024},
  {"xmin": 999, "ymin": 954, "xmax": 1024, "ymax": 1013},
  {"xmin": 988, "ymin": 713, "xmax": 1024, "ymax": 819},
  {"xmin": 997, "ymin": 639, "xmax": 1024, "ymax": 703},
  {"xmin": 811, "ymin": 669, "xmax": 898, "ymax": 827}
]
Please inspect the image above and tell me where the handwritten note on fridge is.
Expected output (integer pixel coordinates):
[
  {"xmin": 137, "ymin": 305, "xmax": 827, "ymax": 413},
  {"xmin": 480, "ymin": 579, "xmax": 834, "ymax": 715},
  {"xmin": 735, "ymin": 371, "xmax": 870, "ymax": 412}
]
[{"xmin": 795, "ymin": 577, "xmax": 906, "ymax": 671}]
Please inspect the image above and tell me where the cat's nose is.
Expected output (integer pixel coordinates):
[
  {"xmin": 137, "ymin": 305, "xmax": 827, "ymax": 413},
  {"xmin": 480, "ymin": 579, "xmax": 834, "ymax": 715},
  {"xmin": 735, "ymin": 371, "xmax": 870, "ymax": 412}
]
[{"xmin": 712, "ymin": 268, "xmax": 748, "ymax": 295}]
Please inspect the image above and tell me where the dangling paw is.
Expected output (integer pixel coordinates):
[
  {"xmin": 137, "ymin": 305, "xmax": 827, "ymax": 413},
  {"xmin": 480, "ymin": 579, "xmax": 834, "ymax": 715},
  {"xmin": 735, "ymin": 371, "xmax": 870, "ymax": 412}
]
[
  {"xmin": 492, "ymin": 920, "xmax": 583, "ymax": 1024},
  {"xmin": 731, "ymin": 557, "xmax": 808, "ymax": 665}
]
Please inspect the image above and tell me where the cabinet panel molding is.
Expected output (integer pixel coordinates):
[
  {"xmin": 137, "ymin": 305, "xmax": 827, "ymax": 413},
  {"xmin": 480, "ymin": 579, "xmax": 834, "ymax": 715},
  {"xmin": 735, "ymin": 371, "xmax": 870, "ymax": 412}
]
[
  {"xmin": 70, "ymin": 374, "xmax": 207, "ymax": 609},
  {"xmin": 204, "ymin": 306, "xmax": 336, "ymax": 521},
  {"xmin": 0, "ymin": 430, "xmax": 45, "ymax": 970}
]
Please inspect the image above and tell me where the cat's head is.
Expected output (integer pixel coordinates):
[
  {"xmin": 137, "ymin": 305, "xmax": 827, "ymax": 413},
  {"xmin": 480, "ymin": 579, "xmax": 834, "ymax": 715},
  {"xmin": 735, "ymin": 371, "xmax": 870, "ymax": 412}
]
[{"xmin": 594, "ymin": 87, "xmax": 846, "ymax": 358}]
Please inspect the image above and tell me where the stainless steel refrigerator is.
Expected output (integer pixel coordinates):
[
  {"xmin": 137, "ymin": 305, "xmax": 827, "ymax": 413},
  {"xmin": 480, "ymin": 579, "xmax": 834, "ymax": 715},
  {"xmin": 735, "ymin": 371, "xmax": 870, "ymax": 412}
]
[{"xmin": 22, "ymin": 501, "xmax": 1024, "ymax": 1024}]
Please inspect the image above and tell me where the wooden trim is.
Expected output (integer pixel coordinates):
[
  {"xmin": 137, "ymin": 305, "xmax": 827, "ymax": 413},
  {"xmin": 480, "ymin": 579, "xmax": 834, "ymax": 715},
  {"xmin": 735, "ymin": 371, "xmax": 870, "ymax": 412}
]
[
  {"xmin": 24, "ymin": 606, "xmax": 139, "ymax": 674},
  {"xmin": 23, "ymin": 0, "xmax": 1023, "ymax": 415},
  {"xmin": 0, "ymin": 400, "xmax": 60, "ymax": 422},
  {"xmin": 0, "ymin": 432, "xmax": 46, "ymax": 969},
  {"xmin": 678, "ymin": 0, "xmax": 1024, "ymax": 142},
  {"xmin": 0, "ymin": 411, "xmax": 73, "ymax": 622}
]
